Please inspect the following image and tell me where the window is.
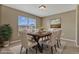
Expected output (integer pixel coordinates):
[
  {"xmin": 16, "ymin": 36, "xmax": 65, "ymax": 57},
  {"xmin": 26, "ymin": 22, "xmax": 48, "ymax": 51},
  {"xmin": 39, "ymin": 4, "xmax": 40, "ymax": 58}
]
[
  {"xmin": 29, "ymin": 18, "xmax": 36, "ymax": 29},
  {"xmin": 18, "ymin": 16, "xmax": 36, "ymax": 32},
  {"xmin": 18, "ymin": 16, "xmax": 28, "ymax": 26}
]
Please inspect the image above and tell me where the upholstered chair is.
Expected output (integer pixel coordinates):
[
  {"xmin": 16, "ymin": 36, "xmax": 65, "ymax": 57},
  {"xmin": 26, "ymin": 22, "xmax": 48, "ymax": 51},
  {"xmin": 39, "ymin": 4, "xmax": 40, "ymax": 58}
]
[{"xmin": 19, "ymin": 32, "xmax": 37, "ymax": 54}]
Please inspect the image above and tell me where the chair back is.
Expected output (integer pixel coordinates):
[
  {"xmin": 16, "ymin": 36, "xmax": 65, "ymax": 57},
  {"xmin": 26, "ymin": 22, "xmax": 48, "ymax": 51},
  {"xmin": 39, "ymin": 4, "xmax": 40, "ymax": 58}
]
[
  {"xmin": 56, "ymin": 29, "xmax": 62, "ymax": 40},
  {"xmin": 50, "ymin": 31, "xmax": 58, "ymax": 44},
  {"xmin": 19, "ymin": 31, "xmax": 31, "ymax": 48}
]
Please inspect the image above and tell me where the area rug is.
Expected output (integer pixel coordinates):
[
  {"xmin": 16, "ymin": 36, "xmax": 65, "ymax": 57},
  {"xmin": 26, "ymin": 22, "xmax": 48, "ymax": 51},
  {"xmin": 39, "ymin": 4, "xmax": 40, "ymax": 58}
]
[{"xmin": 0, "ymin": 41, "xmax": 66, "ymax": 54}]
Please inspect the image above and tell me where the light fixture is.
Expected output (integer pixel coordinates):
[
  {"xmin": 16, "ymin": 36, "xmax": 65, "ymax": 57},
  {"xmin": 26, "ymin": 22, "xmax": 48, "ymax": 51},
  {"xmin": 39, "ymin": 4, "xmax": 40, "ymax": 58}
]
[{"xmin": 39, "ymin": 5, "xmax": 46, "ymax": 10}]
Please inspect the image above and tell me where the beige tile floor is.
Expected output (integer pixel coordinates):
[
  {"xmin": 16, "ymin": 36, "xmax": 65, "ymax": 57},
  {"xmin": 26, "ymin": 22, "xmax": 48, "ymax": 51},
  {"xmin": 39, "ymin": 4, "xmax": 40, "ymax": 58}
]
[
  {"xmin": 62, "ymin": 40, "xmax": 79, "ymax": 54},
  {"xmin": 0, "ymin": 40, "xmax": 79, "ymax": 54}
]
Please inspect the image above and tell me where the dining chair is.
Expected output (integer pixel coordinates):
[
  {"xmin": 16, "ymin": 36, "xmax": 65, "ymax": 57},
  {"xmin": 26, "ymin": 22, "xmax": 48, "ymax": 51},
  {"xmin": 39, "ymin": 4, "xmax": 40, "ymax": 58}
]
[
  {"xmin": 19, "ymin": 31, "xmax": 37, "ymax": 54},
  {"xmin": 56, "ymin": 29, "xmax": 62, "ymax": 48},
  {"xmin": 41, "ymin": 31, "xmax": 58, "ymax": 53}
]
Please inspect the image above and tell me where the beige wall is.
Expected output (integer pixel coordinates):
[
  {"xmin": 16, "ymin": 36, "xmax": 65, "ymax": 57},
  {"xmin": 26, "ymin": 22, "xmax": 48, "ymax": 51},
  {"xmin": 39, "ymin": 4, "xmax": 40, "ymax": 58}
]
[
  {"xmin": 0, "ymin": 5, "xmax": 42, "ymax": 42},
  {"xmin": 77, "ymin": 5, "xmax": 79, "ymax": 45},
  {"xmin": 36, "ymin": 17, "xmax": 42, "ymax": 28},
  {"xmin": 42, "ymin": 10, "xmax": 76, "ymax": 40},
  {"xmin": 0, "ymin": 5, "xmax": 1, "ymax": 24}
]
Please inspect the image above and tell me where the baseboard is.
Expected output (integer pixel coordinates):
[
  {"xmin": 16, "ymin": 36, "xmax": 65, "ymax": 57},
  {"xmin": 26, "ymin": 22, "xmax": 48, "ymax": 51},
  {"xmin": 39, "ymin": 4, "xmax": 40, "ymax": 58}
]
[
  {"xmin": 10, "ymin": 40, "xmax": 21, "ymax": 44},
  {"xmin": 4, "ymin": 40, "xmax": 21, "ymax": 47},
  {"xmin": 61, "ymin": 37, "xmax": 76, "ymax": 42},
  {"xmin": 75, "ymin": 42, "xmax": 79, "ymax": 47}
]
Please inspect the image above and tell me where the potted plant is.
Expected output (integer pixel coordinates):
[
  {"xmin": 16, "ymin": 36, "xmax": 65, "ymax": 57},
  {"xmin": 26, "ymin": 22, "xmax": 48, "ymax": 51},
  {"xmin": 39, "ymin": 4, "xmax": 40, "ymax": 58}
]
[{"xmin": 0, "ymin": 24, "xmax": 12, "ymax": 47}]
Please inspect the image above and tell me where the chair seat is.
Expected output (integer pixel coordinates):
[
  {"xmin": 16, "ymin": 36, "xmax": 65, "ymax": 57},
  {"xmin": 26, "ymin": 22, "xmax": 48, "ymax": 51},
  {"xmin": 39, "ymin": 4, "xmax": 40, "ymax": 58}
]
[
  {"xmin": 23, "ymin": 40, "xmax": 37, "ymax": 49},
  {"xmin": 42, "ymin": 40, "xmax": 56, "ymax": 46},
  {"xmin": 39, "ymin": 38, "xmax": 49, "ymax": 44}
]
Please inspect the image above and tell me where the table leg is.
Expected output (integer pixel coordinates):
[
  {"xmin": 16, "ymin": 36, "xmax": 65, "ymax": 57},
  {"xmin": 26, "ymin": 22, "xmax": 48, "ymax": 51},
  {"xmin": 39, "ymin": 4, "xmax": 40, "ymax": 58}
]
[
  {"xmin": 33, "ymin": 37, "xmax": 43, "ymax": 53},
  {"xmin": 37, "ymin": 43, "xmax": 43, "ymax": 53}
]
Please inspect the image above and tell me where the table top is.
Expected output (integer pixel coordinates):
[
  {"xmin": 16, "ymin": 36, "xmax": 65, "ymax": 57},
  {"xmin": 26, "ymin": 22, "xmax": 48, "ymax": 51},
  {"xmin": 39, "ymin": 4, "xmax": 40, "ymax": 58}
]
[{"xmin": 27, "ymin": 32, "xmax": 52, "ymax": 38}]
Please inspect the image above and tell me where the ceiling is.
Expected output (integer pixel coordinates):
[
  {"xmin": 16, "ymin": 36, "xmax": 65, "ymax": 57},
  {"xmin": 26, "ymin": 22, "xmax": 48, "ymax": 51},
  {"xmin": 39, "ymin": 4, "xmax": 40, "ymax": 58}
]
[{"xmin": 3, "ymin": 4, "xmax": 76, "ymax": 17}]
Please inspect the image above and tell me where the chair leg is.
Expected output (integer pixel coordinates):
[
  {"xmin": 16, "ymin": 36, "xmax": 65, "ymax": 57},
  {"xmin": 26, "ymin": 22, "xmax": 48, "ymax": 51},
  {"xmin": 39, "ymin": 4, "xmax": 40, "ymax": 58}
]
[
  {"xmin": 57, "ymin": 40, "xmax": 61, "ymax": 48},
  {"xmin": 59, "ymin": 40, "xmax": 61, "ymax": 46},
  {"xmin": 51, "ymin": 46, "xmax": 53, "ymax": 54},
  {"xmin": 42, "ymin": 44, "xmax": 43, "ymax": 53},
  {"xmin": 46, "ymin": 45, "xmax": 48, "ymax": 48},
  {"xmin": 20, "ymin": 45, "xmax": 23, "ymax": 54},
  {"xmin": 26, "ymin": 49, "xmax": 28, "ymax": 54},
  {"xmin": 36, "ymin": 46, "xmax": 38, "ymax": 54},
  {"xmin": 57, "ymin": 40, "xmax": 60, "ymax": 48},
  {"xmin": 54, "ymin": 45, "xmax": 57, "ymax": 52}
]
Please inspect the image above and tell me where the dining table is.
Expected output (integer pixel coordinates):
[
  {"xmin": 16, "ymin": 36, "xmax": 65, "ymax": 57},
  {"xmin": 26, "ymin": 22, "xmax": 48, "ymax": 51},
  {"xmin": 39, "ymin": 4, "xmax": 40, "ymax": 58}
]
[{"xmin": 27, "ymin": 31, "xmax": 52, "ymax": 53}]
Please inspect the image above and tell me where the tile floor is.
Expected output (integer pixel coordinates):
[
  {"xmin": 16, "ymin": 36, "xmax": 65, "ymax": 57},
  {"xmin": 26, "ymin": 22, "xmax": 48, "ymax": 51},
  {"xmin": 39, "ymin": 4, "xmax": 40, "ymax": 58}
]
[{"xmin": 0, "ymin": 40, "xmax": 79, "ymax": 54}]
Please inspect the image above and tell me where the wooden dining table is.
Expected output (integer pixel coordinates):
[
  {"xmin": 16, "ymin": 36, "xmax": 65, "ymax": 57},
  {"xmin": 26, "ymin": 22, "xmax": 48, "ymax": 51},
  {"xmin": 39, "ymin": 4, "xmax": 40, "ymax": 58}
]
[{"xmin": 27, "ymin": 31, "xmax": 52, "ymax": 53}]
